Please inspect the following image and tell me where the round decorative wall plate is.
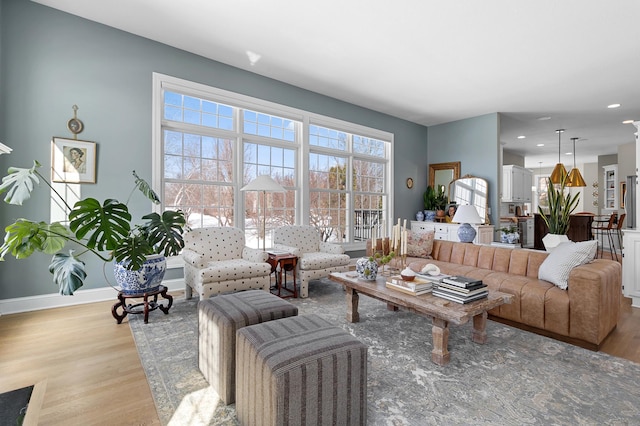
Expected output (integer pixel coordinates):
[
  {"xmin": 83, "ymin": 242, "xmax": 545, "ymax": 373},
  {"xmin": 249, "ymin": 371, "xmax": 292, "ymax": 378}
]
[
  {"xmin": 67, "ymin": 117, "xmax": 84, "ymax": 134},
  {"xmin": 406, "ymin": 178, "xmax": 414, "ymax": 189},
  {"xmin": 67, "ymin": 104, "xmax": 84, "ymax": 135}
]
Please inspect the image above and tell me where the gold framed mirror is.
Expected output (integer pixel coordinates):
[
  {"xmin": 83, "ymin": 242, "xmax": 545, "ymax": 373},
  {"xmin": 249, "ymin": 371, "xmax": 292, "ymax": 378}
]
[
  {"xmin": 448, "ymin": 174, "xmax": 490, "ymax": 224},
  {"xmin": 428, "ymin": 161, "xmax": 461, "ymax": 191}
]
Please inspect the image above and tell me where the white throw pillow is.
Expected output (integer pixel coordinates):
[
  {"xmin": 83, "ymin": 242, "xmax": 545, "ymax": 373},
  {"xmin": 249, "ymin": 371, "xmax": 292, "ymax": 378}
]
[{"xmin": 538, "ymin": 240, "xmax": 598, "ymax": 290}]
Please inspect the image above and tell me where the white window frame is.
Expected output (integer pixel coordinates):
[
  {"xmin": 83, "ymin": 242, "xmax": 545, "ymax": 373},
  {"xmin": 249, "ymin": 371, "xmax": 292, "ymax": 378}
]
[{"xmin": 152, "ymin": 72, "xmax": 394, "ymax": 255}]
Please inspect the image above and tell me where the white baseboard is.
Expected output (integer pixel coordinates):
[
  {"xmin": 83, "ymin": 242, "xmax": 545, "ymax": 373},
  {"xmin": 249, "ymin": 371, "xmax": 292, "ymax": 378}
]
[{"xmin": 0, "ymin": 278, "xmax": 185, "ymax": 316}]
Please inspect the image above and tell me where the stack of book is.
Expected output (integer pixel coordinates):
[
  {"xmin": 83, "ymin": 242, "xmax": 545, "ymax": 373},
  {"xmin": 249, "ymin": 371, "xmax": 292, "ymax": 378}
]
[
  {"xmin": 416, "ymin": 272, "xmax": 451, "ymax": 285},
  {"xmin": 432, "ymin": 275, "xmax": 488, "ymax": 304},
  {"xmin": 385, "ymin": 275, "xmax": 433, "ymax": 295}
]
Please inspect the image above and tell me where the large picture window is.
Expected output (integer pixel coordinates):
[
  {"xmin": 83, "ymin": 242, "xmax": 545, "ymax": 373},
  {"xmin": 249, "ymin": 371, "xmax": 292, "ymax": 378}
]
[{"xmin": 153, "ymin": 73, "xmax": 392, "ymax": 250}]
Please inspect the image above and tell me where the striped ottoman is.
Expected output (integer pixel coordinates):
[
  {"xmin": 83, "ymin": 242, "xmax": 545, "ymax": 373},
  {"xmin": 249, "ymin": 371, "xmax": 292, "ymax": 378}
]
[
  {"xmin": 198, "ymin": 290, "xmax": 298, "ymax": 405},
  {"xmin": 236, "ymin": 314, "xmax": 368, "ymax": 426}
]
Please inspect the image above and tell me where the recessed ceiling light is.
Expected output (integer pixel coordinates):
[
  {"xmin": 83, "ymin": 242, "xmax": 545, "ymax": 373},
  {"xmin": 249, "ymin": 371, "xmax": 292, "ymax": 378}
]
[
  {"xmin": 537, "ymin": 116, "xmax": 552, "ymax": 121},
  {"xmin": 565, "ymin": 152, "xmax": 572, "ymax": 155},
  {"xmin": 536, "ymin": 143, "xmax": 544, "ymax": 147},
  {"xmin": 517, "ymin": 135, "xmax": 526, "ymax": 139},
  {"xmin": 607, "ymin": 103, "xmax": 621, "ymax": 109},
  {"xmin": 246, "ymin": 50, "xmax": 262, "ymax": 66},
  {"xmin": 623, "ymin": 119, "xmax": 635, "ymax": 124}
]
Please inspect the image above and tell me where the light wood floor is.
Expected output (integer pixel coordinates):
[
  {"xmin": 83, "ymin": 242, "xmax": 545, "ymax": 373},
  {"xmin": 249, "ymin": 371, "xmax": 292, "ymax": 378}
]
[
  {"xmin": 1, "ymin": 294, "xmax": 639, "ymax": 425},
  {"xmin": 0, "ymin": 299, "xmax": 160, "ymax": 425}
]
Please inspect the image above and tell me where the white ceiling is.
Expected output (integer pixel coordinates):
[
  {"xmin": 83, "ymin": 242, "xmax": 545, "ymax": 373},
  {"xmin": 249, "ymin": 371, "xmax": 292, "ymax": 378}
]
[{"xmin": 33, "ymin": 0, "xmax": 640, "ymax": 168}]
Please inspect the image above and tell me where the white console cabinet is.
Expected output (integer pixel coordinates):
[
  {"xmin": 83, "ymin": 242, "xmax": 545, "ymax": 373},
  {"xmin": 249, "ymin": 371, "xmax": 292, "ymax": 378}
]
[
  {"xmin": 622, "ymin": 229, "xmax": 640, "ymax": 307},
  {"xmin": 411, "ymin": 221, "xmax": 494, "ymax": 245}
]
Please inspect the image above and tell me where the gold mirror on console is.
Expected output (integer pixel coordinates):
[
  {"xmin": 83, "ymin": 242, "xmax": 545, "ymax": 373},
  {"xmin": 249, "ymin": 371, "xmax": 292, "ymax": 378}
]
[
  {"xmin": 428, "ymin": 161, "xmax": 461, "ymax": 192},
  {"xmin": 448, "ymin": 174, "xmax": 490, "ymax": 224}
]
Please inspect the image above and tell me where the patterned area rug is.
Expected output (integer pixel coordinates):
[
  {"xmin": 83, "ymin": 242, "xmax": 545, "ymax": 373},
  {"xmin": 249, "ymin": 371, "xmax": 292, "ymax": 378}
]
[{"xmin": 129, "ymin": 279, "xmax": 640, "ymax": 425}]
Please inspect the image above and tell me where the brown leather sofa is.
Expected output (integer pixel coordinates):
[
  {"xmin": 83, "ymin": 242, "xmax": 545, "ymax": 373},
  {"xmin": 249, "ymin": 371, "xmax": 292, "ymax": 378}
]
[{"xmin": 367, "ymin": 238, "xmax": 621, "ymax": 350}]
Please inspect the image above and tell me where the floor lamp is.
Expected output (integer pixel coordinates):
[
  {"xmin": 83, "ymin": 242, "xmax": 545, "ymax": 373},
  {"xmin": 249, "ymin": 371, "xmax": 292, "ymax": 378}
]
[{"xmin": 241, "ymin": 175, "xmax": 286, "ymax": 251}]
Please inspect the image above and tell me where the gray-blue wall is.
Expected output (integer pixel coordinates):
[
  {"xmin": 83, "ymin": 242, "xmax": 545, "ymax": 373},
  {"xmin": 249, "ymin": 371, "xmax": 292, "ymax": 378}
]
[
  {"xmin": 0, "ymin": 0, "xmax": 432, "ymax": 299},
  {"xmin": 427, "ymin": 113, "xmax": 501, "ymax": 226}
]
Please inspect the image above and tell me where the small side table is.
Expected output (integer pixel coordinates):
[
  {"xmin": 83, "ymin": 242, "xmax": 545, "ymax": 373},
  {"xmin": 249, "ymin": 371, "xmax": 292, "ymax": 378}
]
[
  {"xmin": 111, "ymin": 285, "xmax": 173, "ymax": 324},
  {"xmin": 267, "ymin": 253, "xmax": 298, "ymax": 298}
]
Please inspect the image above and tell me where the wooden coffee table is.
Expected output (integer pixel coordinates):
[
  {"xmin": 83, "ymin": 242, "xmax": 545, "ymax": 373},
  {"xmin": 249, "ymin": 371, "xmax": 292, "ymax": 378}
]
[{"xmin": 329, "ymin": 272, "xmax": 513, "ymax": 366}]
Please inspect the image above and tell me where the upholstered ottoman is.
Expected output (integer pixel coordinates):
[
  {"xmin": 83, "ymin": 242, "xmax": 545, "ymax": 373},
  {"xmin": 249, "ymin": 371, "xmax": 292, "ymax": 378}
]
[
  {"xmin": 236, "ymin": 314, "xmax": 368, "ymax": 426},
  {"xmin": 198, "ymin": 290, "xmax": 298, "ymax": 405}
]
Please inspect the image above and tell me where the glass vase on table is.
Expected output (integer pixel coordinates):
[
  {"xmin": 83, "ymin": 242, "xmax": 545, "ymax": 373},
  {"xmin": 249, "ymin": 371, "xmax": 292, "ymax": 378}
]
[{"xmin": 374, "ymin": 250, "xmax": 395, "ymax": 277}]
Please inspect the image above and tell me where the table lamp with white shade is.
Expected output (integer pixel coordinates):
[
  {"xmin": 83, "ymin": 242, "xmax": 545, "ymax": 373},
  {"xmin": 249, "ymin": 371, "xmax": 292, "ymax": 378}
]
[
  {"xmin": 452, "ymin": 204, "xmax": 483, "ymax": 243},
  {"xmin": 240, "ymin": 175, "xmax": 286, "ymax": 251}
]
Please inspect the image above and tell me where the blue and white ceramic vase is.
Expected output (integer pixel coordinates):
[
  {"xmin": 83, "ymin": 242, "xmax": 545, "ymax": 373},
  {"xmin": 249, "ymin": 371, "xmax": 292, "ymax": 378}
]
[
  {"xmin": 356, "ymin": 257, "xmax": 378, "ymax": 281},
  {"xmin": 457, "ymin": 224, "xmax": 477, "ymax": 243},
  {"xmin": 415, "ymin": 210, "xmax": 424, "ymax": 221},
  {"xmin": 424, "ymin": 210, "xmax": 436, "ymax": 222},
  {"xmin": 114, "ymin": 254, "xmax": 167, "ymax": 295}
]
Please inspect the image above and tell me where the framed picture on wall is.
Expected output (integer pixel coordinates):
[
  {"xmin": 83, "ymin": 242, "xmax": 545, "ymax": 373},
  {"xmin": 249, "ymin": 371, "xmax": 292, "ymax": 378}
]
[{"xmin": 51, "ymin": 137, "xmax": 97, "ymax": 183}]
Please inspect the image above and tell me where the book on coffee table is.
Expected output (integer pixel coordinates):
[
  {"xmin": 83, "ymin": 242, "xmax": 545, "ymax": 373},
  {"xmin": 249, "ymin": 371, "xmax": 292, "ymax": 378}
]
[
  {"xmin": 416, "ymin": 272, "xmax": 451, "ymax": 284},
  {"xmin": 441, "ymin": 275, "xmax": 483, "ymax": 289},
  {"xmin": 432, "ymin": 288, "xmax": 488, "ymax": 304},
  {"xmin": 386, "ymin": 276, "xmax": 433, "ymax": 295},
  {"xmin": 436, "ymin": 281, "xmax": 487, "ymax": 295}
]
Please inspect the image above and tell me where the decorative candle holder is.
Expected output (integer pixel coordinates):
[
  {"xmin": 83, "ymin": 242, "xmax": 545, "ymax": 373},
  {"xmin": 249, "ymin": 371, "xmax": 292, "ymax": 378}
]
[
  {"xmin": 372, "ymin": 250, "xmax": 386, "ymax": 277},
  {"xmin": 381, "ymin": 261, "xmax": 389, "ymax": 277}
]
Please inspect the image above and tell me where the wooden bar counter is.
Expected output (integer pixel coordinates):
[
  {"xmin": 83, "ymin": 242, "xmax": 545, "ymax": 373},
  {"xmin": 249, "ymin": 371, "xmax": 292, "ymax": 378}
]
[{"xmin": 533, "ymin": 213, "xmax": 594, "ymax": 250}]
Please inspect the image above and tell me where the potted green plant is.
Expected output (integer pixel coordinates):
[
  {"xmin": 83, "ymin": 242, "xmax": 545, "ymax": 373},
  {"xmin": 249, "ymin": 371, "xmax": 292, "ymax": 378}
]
[
  {"xmin": 0, "ymin": 161, "xmax": 186, "ymax": 295},
  {"xmin": 433, "ymin": 185, "xmax": 448, "ymax": 218},
  {"xmin": 499, "ymin": 225, "xmax": 519, "ymax": 243},
  {"xmin": 423, "ymin": 186, "xmax": 437, "ymax": 221},
  {"xmin": 537, "ymin": 174, "xmax": 580, "ymax": 250},
  {"xmin": 423, "ymin": 185, "xmax": 448, "ymax": 220}
]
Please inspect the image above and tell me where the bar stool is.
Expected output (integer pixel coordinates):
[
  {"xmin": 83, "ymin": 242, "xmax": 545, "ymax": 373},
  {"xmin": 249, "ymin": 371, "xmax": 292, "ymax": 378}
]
[
  {"xmin": 613, "ymin": 213, "xmax": 626, "ymax": 261},
  {"xmin": 592, "ymin": 213, "xmax": 616, "ymax": 260}
]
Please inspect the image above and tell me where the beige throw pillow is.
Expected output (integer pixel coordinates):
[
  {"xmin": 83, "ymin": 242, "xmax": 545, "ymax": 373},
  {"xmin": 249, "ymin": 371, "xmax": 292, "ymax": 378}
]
[
  {"xmin": 538, "ymin": 240, "xmax": 598, "ymax": 290},
  {"xmin": 407, "ymin": 230, "xmax": 435, "ymax": 258}
]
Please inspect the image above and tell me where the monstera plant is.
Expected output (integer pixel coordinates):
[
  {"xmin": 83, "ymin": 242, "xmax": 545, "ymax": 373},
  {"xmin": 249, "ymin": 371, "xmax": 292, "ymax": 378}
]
[{"xmin": 0, "ymin": 161, "xmax": 186, "ymax": 295}]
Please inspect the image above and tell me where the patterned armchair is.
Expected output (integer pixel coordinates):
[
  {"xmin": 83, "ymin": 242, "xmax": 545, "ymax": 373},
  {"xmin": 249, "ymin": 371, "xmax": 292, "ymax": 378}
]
[
  {"xmin": 182, "ymin": 227, "xmax": 272, "ymax": 300},
  {"xmin": 272, "ymin": 225, "xmax": 351, "ymax": 298}
]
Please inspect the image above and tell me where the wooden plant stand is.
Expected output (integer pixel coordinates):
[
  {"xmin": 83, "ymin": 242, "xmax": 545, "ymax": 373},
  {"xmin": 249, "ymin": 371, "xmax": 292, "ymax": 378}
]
[{"xmin": 111, "ymin": 285, "xmax": 173, "ymax": 324}]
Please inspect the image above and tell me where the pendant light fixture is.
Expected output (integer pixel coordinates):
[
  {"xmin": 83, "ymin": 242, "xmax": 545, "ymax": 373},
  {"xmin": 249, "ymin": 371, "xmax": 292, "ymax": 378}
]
[
  {"xmin": 566, "ymin": 137, "xmax": 587, "ymax": 187},
  {"xmin": 549, "ymin": 129, "xmax": 567, "ymax": 184}
]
